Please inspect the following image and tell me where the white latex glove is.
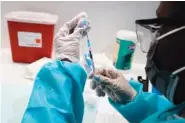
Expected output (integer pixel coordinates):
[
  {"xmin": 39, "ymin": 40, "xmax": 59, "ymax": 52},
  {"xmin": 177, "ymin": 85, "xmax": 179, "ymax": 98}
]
[
  {"xmin": 54, "ymin": 12, "xmax": 91, "ymax": 62},
  {"xmin": 89, "ymin": 68, "xmax": 137, "ymax": 104}
]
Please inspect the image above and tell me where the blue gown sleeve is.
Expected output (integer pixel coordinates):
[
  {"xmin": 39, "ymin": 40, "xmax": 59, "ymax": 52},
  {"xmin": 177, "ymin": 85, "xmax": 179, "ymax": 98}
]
[
  {"xmin": 21, "ymin": 61, "xmax": 87, "ymax": 123},
  {"xmin": 109, "ymin": 80, "xmax": 174, "ymax": 123}
]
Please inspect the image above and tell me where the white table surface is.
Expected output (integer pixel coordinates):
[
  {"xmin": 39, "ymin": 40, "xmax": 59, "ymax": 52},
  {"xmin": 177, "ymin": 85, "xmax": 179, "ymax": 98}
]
[{"xmin": 0, "ymin": 48, "xmax": 146, "ymax": 123}]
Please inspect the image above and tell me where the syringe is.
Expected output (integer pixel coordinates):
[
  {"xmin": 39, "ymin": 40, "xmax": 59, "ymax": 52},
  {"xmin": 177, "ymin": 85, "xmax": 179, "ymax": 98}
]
[
  {"xmin": 81, "ymin": 19, "xmax": 95, "ymax": 73},
  {"xmin": 86, "ymin": 34, "xmax": 95, "ymax": 73}
]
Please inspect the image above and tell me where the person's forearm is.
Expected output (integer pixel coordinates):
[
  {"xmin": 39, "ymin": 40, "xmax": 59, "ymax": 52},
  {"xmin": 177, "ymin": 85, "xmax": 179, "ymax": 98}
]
[
  {"xmin": 21, "ymin": 61, "xmax": 87, "ymax": 123},
  {"xmin": 109, "ymin": 80, "xmax": 173, "ymax": 123}
]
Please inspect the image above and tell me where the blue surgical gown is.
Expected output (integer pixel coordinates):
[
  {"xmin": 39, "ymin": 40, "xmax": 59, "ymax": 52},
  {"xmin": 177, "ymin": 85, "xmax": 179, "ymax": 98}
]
[{"xmin": 21, "ymin": 61, "xmax": 185, "ymax": 123}]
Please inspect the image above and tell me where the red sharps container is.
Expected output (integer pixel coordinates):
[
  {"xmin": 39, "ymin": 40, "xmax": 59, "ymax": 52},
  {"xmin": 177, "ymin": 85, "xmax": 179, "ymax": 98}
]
[{"xmin": 5, "ymin": 11, "xmax": 58, "ymax": 63}]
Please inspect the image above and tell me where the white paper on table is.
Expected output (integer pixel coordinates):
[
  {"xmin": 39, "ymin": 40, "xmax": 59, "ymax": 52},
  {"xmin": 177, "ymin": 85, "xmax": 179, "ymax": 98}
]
[{"xmin": 23, "ymin": 57, "xmax": 53, "ymax": 80}]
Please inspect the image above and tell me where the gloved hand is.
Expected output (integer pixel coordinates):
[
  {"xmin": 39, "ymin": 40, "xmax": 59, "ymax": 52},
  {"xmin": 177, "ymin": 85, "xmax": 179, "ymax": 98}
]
[
  {"xmin": 54, "ymin": 12, "xmax": 91, "ymax": 62},
  {"xmin": 89, "ymin": 68, "xmax": 137, "ymax": 104}
]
